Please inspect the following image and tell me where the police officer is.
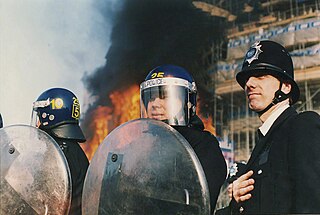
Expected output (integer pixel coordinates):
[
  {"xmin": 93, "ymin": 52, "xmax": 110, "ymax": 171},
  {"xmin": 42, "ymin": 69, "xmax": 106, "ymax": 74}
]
[
  {"xmin": 229, "ymin": 40, "xmax": 320, "ymax": 214},
  {"xmin": 140, "ymin": 65, "xmax": 227, "ymax": 213},
  {"xmin": 32, "ymin": 87, "xmax": 89, "ymax": 215}
]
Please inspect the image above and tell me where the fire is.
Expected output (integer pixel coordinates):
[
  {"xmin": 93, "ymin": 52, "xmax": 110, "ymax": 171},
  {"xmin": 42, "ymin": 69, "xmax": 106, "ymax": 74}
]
[
  {"xmin": 196, "ymin": 103, "xmax": 216, "ymax": 135},
  {"xmin": 109, "ymin": 85, "xmax": 141, "ymax": 125},
  {"xmin": 81, "ymin": 105, "xmax": 112, "ymax": 160},
  {"xmin": 82, "ymin": 85, "xmax": 140, "ymax": 160},
  {"xmin": 199, "ymin": 114, "xmax": 216, "ymax": 135},
  {"xmin": 82, "ymin": 84, "xmax": 216, "ymax": 160}
]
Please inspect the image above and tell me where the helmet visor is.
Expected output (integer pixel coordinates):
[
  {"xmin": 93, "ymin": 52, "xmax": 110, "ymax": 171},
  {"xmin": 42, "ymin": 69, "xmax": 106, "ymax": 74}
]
[
  {"xmin": 140, "ymin": 85, "xmax": 190, "ymax": 126},
  {"xmin": 31, "ymin": 99, "xmax": 51, "ymax": 127}
]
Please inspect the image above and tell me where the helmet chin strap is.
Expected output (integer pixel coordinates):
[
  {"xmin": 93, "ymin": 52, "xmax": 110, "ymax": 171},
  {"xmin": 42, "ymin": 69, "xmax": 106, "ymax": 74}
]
[{"xmin": 257, "ymin": 82, "xmax": 290, "ymax": 116}]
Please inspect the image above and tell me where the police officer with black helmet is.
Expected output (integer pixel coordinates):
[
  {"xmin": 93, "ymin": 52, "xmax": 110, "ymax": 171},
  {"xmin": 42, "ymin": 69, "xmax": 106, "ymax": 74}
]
[
  {"xmin": 32, "ymin": 87, "xmax": 89, "ymax": 215},
  {"xmin": 227, "ymin": 40, "xmax": 320, "ymax": 214},
  {"xmin": 140, "ymin": 65, "xmax": 227, "ymax": 213}
]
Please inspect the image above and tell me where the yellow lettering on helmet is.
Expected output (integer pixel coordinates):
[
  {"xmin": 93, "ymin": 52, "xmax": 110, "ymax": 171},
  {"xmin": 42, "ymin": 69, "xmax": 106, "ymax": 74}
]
[
  {"xmin": 72, "ymin": 97, "xmax": 80, "ymax": 119},
  {"xmin": 157, "ymin": 72, "xmax": 164, "ymax": 78},
  {"xmin": 151, "ymin": 72, "xmax": 164, "ymax": 79},
  {"xmin": 151, "ymin": 73, "xmax": 157, "ymax": 78},
  {"xmin": 51, "ymin": 98, "xmax": 64, "ymax": 109}
]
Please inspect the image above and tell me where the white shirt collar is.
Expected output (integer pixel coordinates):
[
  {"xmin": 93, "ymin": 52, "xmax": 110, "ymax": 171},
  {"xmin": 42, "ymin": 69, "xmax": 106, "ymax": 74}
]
[{"xmin": 259, "ymin": 102, "xmax": 290, "ymax": 136}]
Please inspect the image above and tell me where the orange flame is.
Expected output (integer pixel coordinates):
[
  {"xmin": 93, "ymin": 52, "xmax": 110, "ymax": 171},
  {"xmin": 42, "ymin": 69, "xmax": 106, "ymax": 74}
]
[
  {"xmin": 82, "ymin": 85, "xmax": 216, "ymax": 160},
  {"xmin": 196, "ymin": 104, "xmax": 216, "ymax": 135},
  {"xmin": 81, "ymin": 105, "xmax": 112, "ymax": 160},
  {"xmin": 199, "ymin": 114, "xmax": 216, "ymax": 135},
  {"xmin": 109, "ymin": 85, "xmax": 141, "ymax": 125},
  {"xmin": 82, "ymin": 85, "xmax": 140, "ymax": 160}
]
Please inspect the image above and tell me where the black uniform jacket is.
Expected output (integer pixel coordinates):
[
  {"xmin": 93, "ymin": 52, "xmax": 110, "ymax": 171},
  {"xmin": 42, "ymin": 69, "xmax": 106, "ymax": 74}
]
[
  {"xmin": 173, "ymin": 116, "xmax": 227, "ymax": 213},
  {"xmin": 54, "ymin": 138, "xmax": 89, "ymax": 215},
  {"xmin": 231, "ymin": 107, "xmax": 320, "ymax": 214}
]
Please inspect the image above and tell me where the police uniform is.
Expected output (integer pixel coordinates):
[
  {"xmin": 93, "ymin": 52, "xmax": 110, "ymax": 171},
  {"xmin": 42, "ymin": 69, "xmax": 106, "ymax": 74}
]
[
  {"xmin": 53, "ymin": 137, "xmax": 89, "ymax": 215},
  {"xmin": 229, "ymin": 40, "xmax": 320, "ymax": 214},
  {"xmin": 230, "ymin": 107, "xmax": 320, "ymax": 214},
  {"xmin": 173, "ymin": 115, "xmax": 227, "ymax": 213}
]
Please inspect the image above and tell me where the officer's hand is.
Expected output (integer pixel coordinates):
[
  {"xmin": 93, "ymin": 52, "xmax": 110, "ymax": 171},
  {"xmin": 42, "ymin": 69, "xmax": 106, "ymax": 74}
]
[{"xmin": 232, "ymin": 170, "xmax": 255, "ymax": 203}]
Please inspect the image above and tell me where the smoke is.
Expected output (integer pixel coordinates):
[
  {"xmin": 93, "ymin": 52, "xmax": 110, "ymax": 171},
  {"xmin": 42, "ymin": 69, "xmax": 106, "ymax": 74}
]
[
  {"xmin": 1, "ymin": 0, "xmax": 115, "ymax": 126},
  {"xmin": 83, "ymin": 0, "xmax": 224, "ymax": 102},
  {"xmin": 81, "ymin": 0, "xmax": 224, "ymax": 134}
]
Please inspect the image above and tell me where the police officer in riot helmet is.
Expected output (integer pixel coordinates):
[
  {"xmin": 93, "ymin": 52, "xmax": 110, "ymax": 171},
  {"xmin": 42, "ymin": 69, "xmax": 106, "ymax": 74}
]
[
  {"xmin": 140, "ymin": 65, "xmax": 227, "ymax": 213},
  {"xmin": 32, "ymin": 87, "xmax": 89, "ymax": 215},
  {"xmin": 227, "ymin": 40, "xmax": 320, "ymax": 214}
]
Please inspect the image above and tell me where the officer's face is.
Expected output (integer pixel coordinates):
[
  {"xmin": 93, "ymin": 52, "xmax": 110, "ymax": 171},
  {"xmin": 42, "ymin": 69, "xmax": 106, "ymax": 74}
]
[
  {"xmin": 147, "ymin": 97, "xmax": 169, "ymax": 121},
  {"xmin": 245, "ymin": 74, "xmax": 280, "ymax": 112},
  {"xmin": 147, "ymin": 97, "xmax": 183, "ymax": 121}
]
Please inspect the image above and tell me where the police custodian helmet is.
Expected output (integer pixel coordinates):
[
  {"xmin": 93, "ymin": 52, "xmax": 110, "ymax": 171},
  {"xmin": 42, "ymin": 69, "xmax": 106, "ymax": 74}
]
[
  {"xmin": 236, "ymin": 40, "xmax": 300, "ymax": 104},
  {"xmin": 32, "ymin": 88, "xmax": 86, "ymax": 142}
]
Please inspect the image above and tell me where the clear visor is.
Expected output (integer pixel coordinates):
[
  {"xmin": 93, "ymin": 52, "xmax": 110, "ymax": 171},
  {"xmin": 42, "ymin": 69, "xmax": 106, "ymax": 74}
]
[
  {"xmin": 30, "ymin": 98, "xmax": 50, "ymax": 127},
  {"xmin": 140, "ymin": 85, "xmax": 190, "ymax": 126}
]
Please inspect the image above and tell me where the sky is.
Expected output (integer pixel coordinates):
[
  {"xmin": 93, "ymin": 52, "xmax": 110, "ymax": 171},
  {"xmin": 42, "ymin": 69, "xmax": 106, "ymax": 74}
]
[{"xmin": 0, "ymin": 0, "xmax": 119, "ymax": 126}]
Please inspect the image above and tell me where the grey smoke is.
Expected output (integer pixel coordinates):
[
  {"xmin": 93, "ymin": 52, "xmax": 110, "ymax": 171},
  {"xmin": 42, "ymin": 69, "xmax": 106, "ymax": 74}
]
[{"xmin": 82, "ymin": 0, "xmax": 224, "ymax": 135}]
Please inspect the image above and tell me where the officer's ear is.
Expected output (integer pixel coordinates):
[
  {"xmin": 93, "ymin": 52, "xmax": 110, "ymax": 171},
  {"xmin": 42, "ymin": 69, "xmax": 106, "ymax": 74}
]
[
  {"xmin": 281, "ymin": 81, "xmax": 294, "ymax": 104},
  {"xmin": 281, "ymin": 81, "xmax": 292, "ymax": 94}
]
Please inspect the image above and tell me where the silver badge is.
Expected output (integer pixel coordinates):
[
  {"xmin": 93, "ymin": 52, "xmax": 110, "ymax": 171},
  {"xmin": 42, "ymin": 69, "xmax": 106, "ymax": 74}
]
[
  {"xmin": 245, "ymin": 41, "xmax": 263, "ymax": 64},
  {"xmin": 229, "ymin": 163, "xmax": 239, "ymax": 177}
]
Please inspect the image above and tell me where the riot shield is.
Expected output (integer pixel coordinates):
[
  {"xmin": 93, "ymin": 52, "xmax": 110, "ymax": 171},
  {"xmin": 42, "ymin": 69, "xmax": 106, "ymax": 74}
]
[
  {"xmin": 0, "ymin": 125, "xmax": 71, "ymax": 215},
  {"xmin": 82, "ymin": 119, "xmax": 210, "ymax": 215}
]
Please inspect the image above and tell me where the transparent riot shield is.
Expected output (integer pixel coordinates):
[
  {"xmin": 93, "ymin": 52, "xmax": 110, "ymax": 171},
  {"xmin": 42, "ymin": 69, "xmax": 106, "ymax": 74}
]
[
  {"xmin": 82, "ymin": 119, "xmax": 210, "ymax": 215},
  {"xmin": 0, "ymin": 125, "xmax": 71, "ymax": 215}
]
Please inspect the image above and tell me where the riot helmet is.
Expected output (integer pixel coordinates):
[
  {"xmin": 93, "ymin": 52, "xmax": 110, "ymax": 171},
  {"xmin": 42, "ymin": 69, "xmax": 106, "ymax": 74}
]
[
  {"xmin": 140, "ymin": 65, "xmax": 197, "ymax": 126},
  {"xmin": 236, "ymin": 40, "xmax": 300, "ymax": 106},
  {"xmin": 31, "ymin": 87, "xmax": 86, "ymax": 142}
]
